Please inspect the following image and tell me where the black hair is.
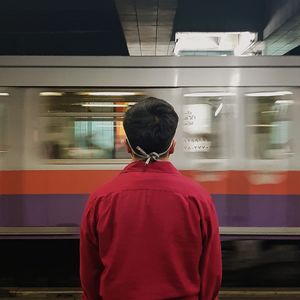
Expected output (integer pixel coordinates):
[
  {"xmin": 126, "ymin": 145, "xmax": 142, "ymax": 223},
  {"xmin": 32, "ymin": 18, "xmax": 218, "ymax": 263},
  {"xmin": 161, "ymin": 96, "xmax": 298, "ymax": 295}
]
[{"xmin": 123, "ymin": 97, "xmax": 179, "ymax": 155}]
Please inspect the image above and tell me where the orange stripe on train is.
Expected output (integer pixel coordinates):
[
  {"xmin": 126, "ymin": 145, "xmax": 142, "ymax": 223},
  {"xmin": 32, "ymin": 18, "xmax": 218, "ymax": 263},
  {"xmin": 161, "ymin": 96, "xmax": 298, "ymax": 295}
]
[{"xmin": 0, "ymin": 170, "xmax": 300, "ymax": 195}]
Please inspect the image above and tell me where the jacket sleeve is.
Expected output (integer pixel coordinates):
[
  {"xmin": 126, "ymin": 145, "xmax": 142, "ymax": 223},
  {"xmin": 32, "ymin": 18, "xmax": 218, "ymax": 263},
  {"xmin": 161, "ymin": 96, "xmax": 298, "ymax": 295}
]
[
  {"xmin": 198, "ymin": 195, "xmax": 222, "ymax": 300},
  {"xmin": 80, "ymin": 193, "xmax": 103, "ymax": 300}
]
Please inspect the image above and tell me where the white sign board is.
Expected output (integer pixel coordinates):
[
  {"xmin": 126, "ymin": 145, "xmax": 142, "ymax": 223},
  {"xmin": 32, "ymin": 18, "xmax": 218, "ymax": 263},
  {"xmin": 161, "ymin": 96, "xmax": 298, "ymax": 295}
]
[
  {"xmin": 184, "ymin": 138, "xmax": 211, "ymax": 152},
  {"xmin": 183, "ymin": 104, "xmax": 212, "ymax": 135}
]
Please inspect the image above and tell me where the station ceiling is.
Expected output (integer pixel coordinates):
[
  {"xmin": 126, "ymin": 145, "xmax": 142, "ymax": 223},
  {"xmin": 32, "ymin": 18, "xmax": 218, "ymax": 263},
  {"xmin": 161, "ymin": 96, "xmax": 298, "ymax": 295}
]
[{"xmin": 0, "ymin": 0, "xmax": 299, "ymax": 56}]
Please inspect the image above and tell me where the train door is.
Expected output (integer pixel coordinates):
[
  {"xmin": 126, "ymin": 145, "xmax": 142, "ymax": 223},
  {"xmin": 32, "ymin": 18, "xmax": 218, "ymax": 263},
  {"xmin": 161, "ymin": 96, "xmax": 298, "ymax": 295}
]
[
  {"xmin": 244, "ymin": 88, "xmax": 297, "ymax": 232},
  {"xmin": 176, "ymin": 88, "xmax": 237, "ymax": 232},
  {"xmin": 0, "ymin": 91, "xmax": 8, "ymax": 169},
  {"xmin": 0, "ymin": 88, "xmax": 27, "ymax": 233}
]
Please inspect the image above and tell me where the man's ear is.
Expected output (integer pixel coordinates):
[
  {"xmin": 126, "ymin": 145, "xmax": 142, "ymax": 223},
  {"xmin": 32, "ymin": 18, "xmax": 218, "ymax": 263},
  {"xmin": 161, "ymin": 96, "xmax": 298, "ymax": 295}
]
[
  {"xmin": 125, "ymin": 139, "xmax": 132, "ymax": 154},
  {"xmin": 168, "ymin": 139, "xmax": 176, "ymax": 155}
]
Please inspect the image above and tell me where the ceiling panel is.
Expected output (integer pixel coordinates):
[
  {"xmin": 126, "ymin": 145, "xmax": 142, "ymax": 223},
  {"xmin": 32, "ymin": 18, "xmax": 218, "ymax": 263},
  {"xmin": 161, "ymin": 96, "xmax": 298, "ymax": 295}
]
[{"xmin": 115, "ymin": 0, "xmax": 178, "ymax": 56}]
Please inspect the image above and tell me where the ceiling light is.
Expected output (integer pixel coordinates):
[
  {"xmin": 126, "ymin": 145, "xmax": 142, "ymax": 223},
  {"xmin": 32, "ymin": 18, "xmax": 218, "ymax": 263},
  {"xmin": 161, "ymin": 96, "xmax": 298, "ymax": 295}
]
[
  {"xmin": 76, "ymin": 92, "xmax": 140, "ymax": 96},
  {"xmin": 0, "ymin": 92, "xmax": 9, "ymax": 96},
  {"xmin": 245, "ymin": 91, "xmax": 293, "ymax": 97},
  {"xmin": 184, "ymin": 92, "xmax": 235, "ymax": 97},
  {"xmin": 214, "ymin": 103, "xmax": 223, "ymax": 117},
  {"xmin": 40, "ymin": 92, "xmax": 64, "ymax": 96},
  {"xmin": 234, "ymin": 32, "xmax": 257, "ymax": 56},
  {"xmin": 275, "ymin": 100, "xmax": 294, "ymax": 104},
  {"xmin": 261, "ymin": 110, "xmax": 279, "ymax": 114},
  {"xmin": 247, "ymin": 124, "xmax": 279, "ymax": 127},
  {"xmin": 81, "ymin": 103, "xmax": 128, "ymax": 108},
  {"xmin": 174, "ymin": 31, "xmax": 257, "ymax": 56}
]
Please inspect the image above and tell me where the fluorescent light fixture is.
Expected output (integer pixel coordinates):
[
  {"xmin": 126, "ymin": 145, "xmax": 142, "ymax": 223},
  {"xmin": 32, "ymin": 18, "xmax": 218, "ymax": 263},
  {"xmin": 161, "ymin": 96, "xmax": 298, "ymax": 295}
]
[
  {"xmin": 0, "ymin": 92, "xmax": 9, "ymax": 96},
  {"xmin": 76, "ymin": 92, "xmax": 139, "ymax": 96},
  {"xmin": 247, "ymin": 124, "xmax": 279, "ymax": 127},
  {"xmin": 214, "ymin": 103, "xmax": 223, "ymax": 117},
  {"xmin": 174, "ymin": 31, "xmax": 257, "ymax": 56},
  {"xmin": 184, "ymin": 92, "xmax": 235, "ymax": 97},
  {"xmin": 245, "ymin": 91, "xmax": 293, "ymax": 97},
  {"xmin": 40, "ymin": 92, "xmax": 64, "ymax": 96},
  {"xmin": 81, "ymin": 103, "xmax": 128, "ymax": 108},
  {"xmin": 261, "ymin": 110, "xmax": 279, "ymax": 114},
  {"xmin": 234, "ymin": 32, "xmax": 257, "ymax": 56},
  {"xmin": 275, "ymin": 100, "xmax": 294, "ymax": 104}
]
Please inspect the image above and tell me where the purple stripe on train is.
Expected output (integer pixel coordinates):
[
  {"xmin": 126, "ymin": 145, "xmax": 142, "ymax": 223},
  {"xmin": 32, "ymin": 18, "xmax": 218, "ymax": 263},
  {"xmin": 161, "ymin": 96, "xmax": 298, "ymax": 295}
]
[
  {"xmin": 0, "ymin": 194, "xmax": 88, "ymax": 227},
  {"xmin": 213, "ymin": 194, "xmax": 300, "ymax": 227},
  {"xmin": 0, "ymin": 194, "xmax": 300, "ymax": 227}
]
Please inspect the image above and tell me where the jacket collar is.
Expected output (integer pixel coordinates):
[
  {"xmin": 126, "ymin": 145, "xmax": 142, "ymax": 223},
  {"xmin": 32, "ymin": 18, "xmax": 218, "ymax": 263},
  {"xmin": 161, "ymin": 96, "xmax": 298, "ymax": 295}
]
[{"xmin": 121, "ymin": 160, "xmax": 179, "ymax": 174}]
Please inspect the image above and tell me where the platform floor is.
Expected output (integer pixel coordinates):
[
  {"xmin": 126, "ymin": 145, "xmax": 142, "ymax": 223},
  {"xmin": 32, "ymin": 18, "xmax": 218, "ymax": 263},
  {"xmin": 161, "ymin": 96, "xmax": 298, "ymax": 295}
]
[{"xmin": 1, "ymin": 288, "xmax": 300, "ymax": 300}]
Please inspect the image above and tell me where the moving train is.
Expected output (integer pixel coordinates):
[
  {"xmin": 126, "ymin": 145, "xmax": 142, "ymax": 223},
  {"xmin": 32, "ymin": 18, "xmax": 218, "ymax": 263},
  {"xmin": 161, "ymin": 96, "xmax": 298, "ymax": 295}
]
[{"xmin": 0, "ymin": 56, "xmax": 300, "ymax": 239}]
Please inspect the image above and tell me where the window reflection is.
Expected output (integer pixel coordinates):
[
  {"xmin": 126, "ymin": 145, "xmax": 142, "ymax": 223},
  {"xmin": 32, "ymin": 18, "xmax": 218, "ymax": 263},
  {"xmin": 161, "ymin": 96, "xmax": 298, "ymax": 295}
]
[
  {"xmin": 246, "ymin": 91, "xmax": 294, "ymax": 159},
  {"xmin": 0, "ymin": 99, "xmax": 7, "ymax": 155},
  {"xmin": 43, "ymin": 117, "xmax": 121, "ymax": 159},
  {"xmin": 183, "ymin": 91, "xmax": 232, "ymax": 159},
  {"xmin": 39, "ymin": 90, "xmax": 143, "ymax": 161}
]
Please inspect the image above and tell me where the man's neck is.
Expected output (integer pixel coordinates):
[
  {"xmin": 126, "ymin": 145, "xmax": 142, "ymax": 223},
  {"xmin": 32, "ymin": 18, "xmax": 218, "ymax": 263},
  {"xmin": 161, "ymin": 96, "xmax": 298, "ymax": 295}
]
[{"xmin": 131, "ymin": 155, "xmax": 169, "ymax": 162}]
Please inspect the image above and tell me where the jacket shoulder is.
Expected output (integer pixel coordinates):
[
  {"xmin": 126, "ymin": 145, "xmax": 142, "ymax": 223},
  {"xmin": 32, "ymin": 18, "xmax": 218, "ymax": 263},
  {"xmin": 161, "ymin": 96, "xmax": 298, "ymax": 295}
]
[
  {"xmin": 178, "ymin": 173, "xmax": 210, "ymax": 196},
  {"xmin": 92, "ymin": 175, "xmax": 120, "ymax": 198}
]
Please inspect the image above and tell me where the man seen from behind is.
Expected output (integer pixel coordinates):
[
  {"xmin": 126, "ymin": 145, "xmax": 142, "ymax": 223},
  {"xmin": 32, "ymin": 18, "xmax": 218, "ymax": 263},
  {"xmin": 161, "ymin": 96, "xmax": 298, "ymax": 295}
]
[{"xmin": 80, "ymin": 97, "xmax": 222, "ymax": 300}]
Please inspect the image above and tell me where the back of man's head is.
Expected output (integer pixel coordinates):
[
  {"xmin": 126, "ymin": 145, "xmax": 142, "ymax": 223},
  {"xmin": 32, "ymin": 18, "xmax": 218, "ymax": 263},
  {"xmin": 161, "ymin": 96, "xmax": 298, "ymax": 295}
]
[{"xmin": 123, "ymin": 97, "xmax": 179, "ymax": 155}]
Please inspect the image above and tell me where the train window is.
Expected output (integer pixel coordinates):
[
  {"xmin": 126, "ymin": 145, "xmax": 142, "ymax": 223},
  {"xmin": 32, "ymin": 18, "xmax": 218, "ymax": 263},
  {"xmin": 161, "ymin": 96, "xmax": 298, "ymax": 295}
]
[
  {"xmin": 183, "ymin": 91, "xmax": 233, "ymax": 159},
  {"xmin": 246, "ymin": 90, "xmax": 294, "ymax": 159},
  {"xmin": 39, "ymin": 91, "xmax": 144, "ymax": 162}
]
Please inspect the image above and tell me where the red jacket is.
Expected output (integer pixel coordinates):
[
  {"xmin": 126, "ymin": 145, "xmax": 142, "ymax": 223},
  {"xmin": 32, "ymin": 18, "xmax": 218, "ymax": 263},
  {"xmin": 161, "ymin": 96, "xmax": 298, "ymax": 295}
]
[{"xmin": 80, "ymin": 160, "xmax": 222, "ymax": 300}]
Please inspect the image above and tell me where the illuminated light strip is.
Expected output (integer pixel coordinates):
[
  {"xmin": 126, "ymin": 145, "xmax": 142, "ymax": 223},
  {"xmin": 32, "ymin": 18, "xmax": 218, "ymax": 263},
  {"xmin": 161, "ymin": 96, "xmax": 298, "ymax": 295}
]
[
  {"xmin": 184, "ymin": 92, "xmax": 235, "ymax": 97},
  {"xmin": 261, "ymin": 110, "xmax": 279, "ymax": 114},
  {"xmin": 76, "ymin": 92, "xmax": 139, "ymax": 96},
  {"xmin": 40, "ymin": 92, "xmax": 64, "ymax": 96},
  {"xmin": 0, "ymin": 92, "xmax": 9, "ymax": 96},
  {"xmin": 81, "ymin": 103, "xmax": 128, "ymax": 107},
  {"xmin": 245, "ymin": 91, "xmax": 293, "ymax": 97},
  {"xmin": 247, "ymin": 124, "xmax": 279, "ymax": 127}
]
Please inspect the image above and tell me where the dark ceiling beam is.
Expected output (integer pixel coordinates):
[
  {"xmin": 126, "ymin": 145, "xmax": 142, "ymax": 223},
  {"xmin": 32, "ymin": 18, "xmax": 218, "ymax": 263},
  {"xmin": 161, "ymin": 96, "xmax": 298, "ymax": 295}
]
[
  {"xmin": 1, "ymin": 0, "xmax": 109, "ymax": 10},
  {"xmin": 0, "ymin": 0, "xmax": 128, "ymax": 55}
]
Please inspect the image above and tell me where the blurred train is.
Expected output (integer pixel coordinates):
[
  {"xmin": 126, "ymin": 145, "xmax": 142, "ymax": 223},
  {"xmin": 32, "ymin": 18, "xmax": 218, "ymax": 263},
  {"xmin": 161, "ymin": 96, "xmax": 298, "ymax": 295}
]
[{"xmin": 0, "ymin": 56, "xmax": 300, "ymax": 240}]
